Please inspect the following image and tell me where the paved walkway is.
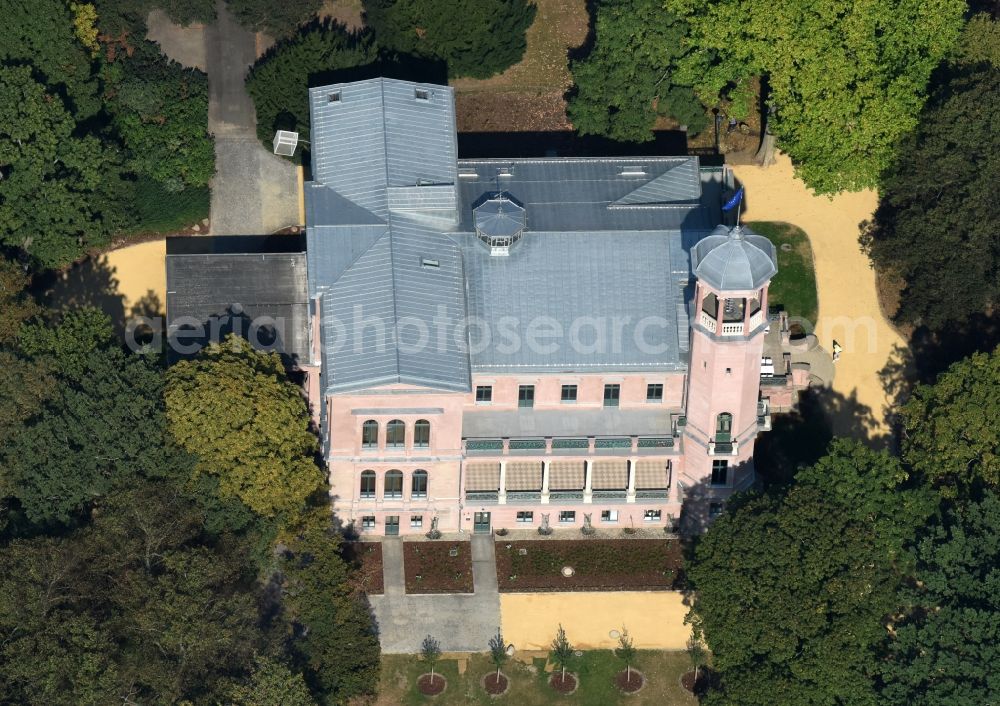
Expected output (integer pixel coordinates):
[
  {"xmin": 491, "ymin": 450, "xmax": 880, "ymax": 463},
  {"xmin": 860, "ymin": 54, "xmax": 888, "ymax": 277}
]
[
  {"xmin": 732, "ymin": 154, "xmax": 905, "ymax": 438},
  {"xmin": 369, "ymin": 536, "xmax": 501, "ymax": 653}
]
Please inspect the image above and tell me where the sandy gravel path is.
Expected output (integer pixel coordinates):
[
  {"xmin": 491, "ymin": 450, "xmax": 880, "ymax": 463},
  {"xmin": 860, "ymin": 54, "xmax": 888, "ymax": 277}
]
[{"xmin": 731, "ymin": 154, "xmax": 904, "ymax": 438}]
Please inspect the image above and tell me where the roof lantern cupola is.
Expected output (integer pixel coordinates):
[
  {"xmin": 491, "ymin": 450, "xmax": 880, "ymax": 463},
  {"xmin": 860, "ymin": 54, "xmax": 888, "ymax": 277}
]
[
  {"xmin": 692, "ymin": 224, "xmax": 778, "ymax": 291},
  {"xmin": 473, "ymin": 191, "xmax": 526, "ymax": 257}
]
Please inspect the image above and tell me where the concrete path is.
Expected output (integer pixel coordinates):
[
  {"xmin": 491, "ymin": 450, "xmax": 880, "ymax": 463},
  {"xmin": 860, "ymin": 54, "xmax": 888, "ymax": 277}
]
[
  {"xmin": 204, "ymin": 0, "xmax": 299, "ymax": 235},
  {"xmin": 369, "ymin": 537, "xmax": 501, "ymax": 654},
  {"xmin": 732, "ymin": 154, "xmax": 905, "ymax": 438}
]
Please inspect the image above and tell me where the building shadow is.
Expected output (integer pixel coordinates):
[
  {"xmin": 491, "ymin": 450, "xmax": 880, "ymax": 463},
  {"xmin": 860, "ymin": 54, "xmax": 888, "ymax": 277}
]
[
  {"xmin": 457, "ymin": 129, "xmax": 693, "ymax": 159},
  {"xmin": 754, "ymin": 386, "xmax": 884, "ymax": 488},
  {"xmin": 32, "ymin": 255, "xmax": 128, "ymax": 338}
]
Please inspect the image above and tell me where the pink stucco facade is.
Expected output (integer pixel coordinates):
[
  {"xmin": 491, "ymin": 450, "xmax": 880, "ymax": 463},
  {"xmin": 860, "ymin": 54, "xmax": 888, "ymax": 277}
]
[{"xmin": 322, "ymin": 276, "xmax": 775, "ymax": 536}]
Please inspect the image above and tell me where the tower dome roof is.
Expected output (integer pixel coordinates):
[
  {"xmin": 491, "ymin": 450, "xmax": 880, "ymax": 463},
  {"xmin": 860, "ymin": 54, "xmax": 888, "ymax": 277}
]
[{"xmin": 692, "ymin": 224, "xmax": 778, "ymax": 291}]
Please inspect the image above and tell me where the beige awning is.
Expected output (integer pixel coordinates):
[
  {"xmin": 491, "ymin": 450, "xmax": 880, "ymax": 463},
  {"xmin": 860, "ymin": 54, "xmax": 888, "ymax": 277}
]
[
  {"xmin": 548, "ymin": 460, "xmax": 585, "ymax": 490},
  {"xmin": 592, "ymin": 459, "xmax": 628, "ymax": 489},
  {"xmin": 635, "ymin": 459, "xmax": 670, "ymax": 489},
  {"xmin": 465, "ymin": 462, "xmax": 500, "ymax": 491},
  {"xmin": 505, "ymin": 461, "xmax": 542, "ymax": 491}
]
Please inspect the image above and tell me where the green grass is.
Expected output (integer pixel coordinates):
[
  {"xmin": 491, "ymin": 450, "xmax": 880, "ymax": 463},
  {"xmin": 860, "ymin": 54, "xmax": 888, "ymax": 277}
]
[
  {"xmin": 746, "ymin": 221, "xmax": 819, "ymax": 326},
  {"xmin": 133, "ymin": 177, "xmax": 210, "ymax": 234},
  {"xmin": 379, "ymin": 650, "xmax": 697, "ymax": 705}
]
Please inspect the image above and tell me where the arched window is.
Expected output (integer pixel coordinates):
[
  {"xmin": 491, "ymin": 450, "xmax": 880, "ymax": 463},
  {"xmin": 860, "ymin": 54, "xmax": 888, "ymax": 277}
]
[
  {"xmin": 384, "ymin": 470, "xmax": 403, "ymax": 498},
  {"xmin": 716, "ymin": 413, "xmax": 733, "ymax": 441},
  {"xmin": 414, "ymin": 419, "xmax": 430, "ymax": 448},
  {"xmin": 412, "ymin": 469, "xmax": 428, "ymax": 498},
  {"xmin": 360, "ymin": 470, "xmax": 376, "ymax": 498},
  {"xmin": 361, "ymin": 420, "xmax": 379, "ymax": 449},
  {"xmin": 722, "ymin": 297, "xmax": 745, "ymax": 323},
  {"xmin": 386, "ymin": 420, "xmax": 405, "ymax": 448}
]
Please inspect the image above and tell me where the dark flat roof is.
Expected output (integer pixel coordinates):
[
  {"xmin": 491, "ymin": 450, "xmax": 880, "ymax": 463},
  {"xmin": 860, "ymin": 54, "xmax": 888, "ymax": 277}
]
[{"xmin": 166, "ymin": 234, "xmax": 306, "ymax": 256}]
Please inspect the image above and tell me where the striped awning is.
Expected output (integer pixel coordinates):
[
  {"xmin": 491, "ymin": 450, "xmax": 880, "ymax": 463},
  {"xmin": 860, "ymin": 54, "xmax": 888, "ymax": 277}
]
[
  {"xmin": 465, "ymin": 462, "xmax": 500, "ymax": 491},
  {"xmin": 635, "ymin": 459, "xmax": 670, "ymax": 489},
  {"xmin": 505, "ymin": 461, "xmax": 542, "ymax": 491},
  {"xmin": 548, "ymin": 460, "xmax": 585, "ymax": 490},
  {"xmin": 592, "ymin": 459, "xmax": 628, "ymax": 489}
]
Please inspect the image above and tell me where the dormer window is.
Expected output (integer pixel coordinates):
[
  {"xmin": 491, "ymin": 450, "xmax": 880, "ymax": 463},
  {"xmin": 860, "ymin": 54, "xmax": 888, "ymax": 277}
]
[
  {"xmin": 328, "ymin": 91, "xmax": 342, "ymax": 103},
  {"xmin": 415, "ymin": 88, "xmax": 430, "ymax": 101}
]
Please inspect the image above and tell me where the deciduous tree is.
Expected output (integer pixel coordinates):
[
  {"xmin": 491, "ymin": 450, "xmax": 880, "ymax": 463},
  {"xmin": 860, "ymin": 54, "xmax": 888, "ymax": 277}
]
[
  {"xmin": 668, "ymin": 0, "xmax": 966, "ymax": 192},
  {"xmin": 227, "ymin": 0, "xmax": 323, "ymax": 37}
]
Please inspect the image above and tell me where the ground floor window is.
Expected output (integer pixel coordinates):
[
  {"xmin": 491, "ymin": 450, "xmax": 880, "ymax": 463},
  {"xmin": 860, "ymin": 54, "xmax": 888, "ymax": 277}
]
[
  {"xmin": 711, "ymin": 459, "xmax": 729, "ymax": 486},
  {"xmin": 361, "ymin": 515, "xmax": 376, "ymax": 529},
  {"xmin": 559, "ymin": 510, "xmax": 576, "ymax": 523},
  {"xmin": 643, "ymin": 509, "xmax": 662, "ymax": 522},
  {"xmin": 410, "ymin": 515, "xmax": 423, "ymax": 528},
  {"xmin": 709, "ymin": 502, "xmax": 724, "ymax": 519},
  {"xmin": 601, "ymin": 510, "xmax": 619, "ymax": 522},
  {"xmin": 516, "ymin": 511, "xmax": 534, "ymax": 523}
]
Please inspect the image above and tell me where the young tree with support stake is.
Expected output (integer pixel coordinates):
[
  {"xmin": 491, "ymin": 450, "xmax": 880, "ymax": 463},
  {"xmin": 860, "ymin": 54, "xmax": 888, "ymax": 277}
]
[
  {"xmin": 550, "ymin": 624, "xmax": 574, "ymax": 684},
  {"xmin": 488, "ymin": 628, "xmax": 508, "ymax": 680},
  {"xmin": 420, "ymin": 635, "xmax": 441, "ymax": 682},
  {"xmin": 615, "ymin": 627, "xmax": 637, "ymax": 680},
  {"xmin": 686, "ymin": 627, "xmax": 706, "ymax": 685}
]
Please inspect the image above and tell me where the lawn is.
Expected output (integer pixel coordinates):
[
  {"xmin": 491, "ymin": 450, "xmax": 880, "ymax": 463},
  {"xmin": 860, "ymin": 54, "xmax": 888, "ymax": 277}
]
[
  {"xmin": 404, "ymin": 541, "xmax": 474, "ymax": 594},
  {"xmin": 376, "ymin": 651, "xmax": 698, "ymax": 705},
  {"xmin": 496, "ymin": 539, "xmax": 683, "ymax": 592},
  {"xmin": 746, "ymin": 221, "xmax": 819, "ymax": 326}
]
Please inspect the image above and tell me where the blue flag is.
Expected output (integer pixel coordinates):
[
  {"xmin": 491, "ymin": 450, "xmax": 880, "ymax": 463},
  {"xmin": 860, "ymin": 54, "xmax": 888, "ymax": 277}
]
[{"xmin": 722, "ymin": 186, "xmax": 744, "ymax": 212}]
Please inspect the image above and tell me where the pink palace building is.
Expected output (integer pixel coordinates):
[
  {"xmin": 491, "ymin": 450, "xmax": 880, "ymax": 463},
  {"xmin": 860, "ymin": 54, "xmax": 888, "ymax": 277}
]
[
  {"xmin": 301, "ymin": 78, "xmax": 778, "ymax": 536},
  {"xmin": 167, "ymin": 77, "xmax": 781, "ymax": 536}
]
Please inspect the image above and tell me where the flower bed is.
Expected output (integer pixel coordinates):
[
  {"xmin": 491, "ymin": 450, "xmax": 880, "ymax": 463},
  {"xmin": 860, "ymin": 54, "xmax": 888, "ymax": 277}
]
[
  {"xmin": 495, "ymin": 539, "xmax": 682, "ymax": 592},
  {"xmin": 404, "ymin": 541, "xmax": 474, "ymax": 594},
  {"xmin": 343, "ymin": 542, "xmax": 384, "ymax": 595}
]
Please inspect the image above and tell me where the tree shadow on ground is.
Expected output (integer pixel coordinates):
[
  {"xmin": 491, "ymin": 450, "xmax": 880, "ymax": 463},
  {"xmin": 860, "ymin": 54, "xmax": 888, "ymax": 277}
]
[
  {"xmin": 32, "ymin": 255, "xmax": 127, "ymax": 338},
  {"xmin": 755, "ymin": 386, "xmax": 887, "ymax": 488}
]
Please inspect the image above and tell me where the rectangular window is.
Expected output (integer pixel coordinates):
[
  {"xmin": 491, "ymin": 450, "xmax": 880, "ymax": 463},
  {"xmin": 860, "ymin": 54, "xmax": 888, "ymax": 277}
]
[
  {"xmin": 709, "ymin": 502, "xmax": 724, "ymax": 519},
  {"xmin": 561, "ymin": 384, "xmax": 577, "ymax": 403},
  {"xmin": 559, "ymin": 510, "xmax": 576, "ymax": 523},
  {"xmin": 601, "ymin": 510, "xmax": 619, "ymax": 522},
  {"xmin": 603, "ymin": 384, "xmax": 620, "ymax": 407},
  {"xmin": 646, "ymin": 383, "xmax": 663, "ymax": 403},
  {"xmin": 643, "ymin": 509, "xmax": 662, "ymax": 522},
  {"xmin": 361, "ymin": 516, "xmax": 376, "ymax": 529},
  {"xmin": 711, "ymin": 460, "xmax": 729, "ymax": 486},
  {"xmin": 414, "ymin": 88, "xmax": 430, "ymax": 100},
  {"xmin": 410, "ymin": 515, "xmax": 423, "ymax": 528},
  {"xmin": 518, "ymin": 385, "xmax": 535, "ymax": 408},
  {"xmin": 516, "ymin": 511, "xmax": 534, "ymax": 523},
  {"xmin": 328, "ymin": 91, "xmax": 341, "ymax": 103},
  {"xmin": 475, "ymin": 385, "xmax": 492, "ymax": 404}
]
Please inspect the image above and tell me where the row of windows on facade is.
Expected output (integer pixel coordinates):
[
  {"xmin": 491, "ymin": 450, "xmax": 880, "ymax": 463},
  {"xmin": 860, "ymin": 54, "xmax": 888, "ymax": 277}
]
[
  {"xmin": 357, "ymin": 510, "xmax": 667, "ymax": 530},
  {"xmin": 360, "ymin": 515, "xmax": 428, "ymax": 529},
  {"xmin": 360, "ymin": 469, "xmax": 427, "ymax": 499},
  {"xmin": 475, "ymin": 383, "xmax": 665, "ymax": 407},
  {"xmin": 361, "ymin": 419, "xmax": 430, "ymax": 449}
]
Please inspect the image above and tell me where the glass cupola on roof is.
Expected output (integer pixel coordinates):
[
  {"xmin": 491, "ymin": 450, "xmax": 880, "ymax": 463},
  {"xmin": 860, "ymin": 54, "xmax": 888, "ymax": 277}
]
[{"xmin": 473, "ymin": 191, "xmax": 526, "ymax": 256}]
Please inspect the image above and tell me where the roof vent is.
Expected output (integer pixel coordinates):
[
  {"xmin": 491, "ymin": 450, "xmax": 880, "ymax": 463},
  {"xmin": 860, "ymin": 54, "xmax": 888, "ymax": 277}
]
[
  {"xmin": 328, "ymin": 91, "xmax": 342, "ymax": 103},
  {"xmin": 620, "ymin": 165, "xmax": 646, "ymax": 176},
  {"xmin": 415, "ymin": 88, "xmax": 430, "ymax": 101},
  {"xmin": 474, "ymin": 191, "xmax": 526, "ymax": 257},
  {"xmin": 421, "ymin": 258, "xmax": 440, "ymax": 268}
]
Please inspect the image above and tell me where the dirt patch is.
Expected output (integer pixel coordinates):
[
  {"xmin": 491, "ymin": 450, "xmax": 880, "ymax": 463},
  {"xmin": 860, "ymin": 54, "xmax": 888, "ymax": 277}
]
[
  {"xmin": 318, "ymin": 0, "xmax": 364, "ymax": 31},
  {"xmin": 344, "ymin": 542, "xmax": 384, "ymax": 595},
  {"xmin": 145, "ymin": 10, "xmax": 207, "ymax": 70},
  {"xmin": 404, "ymin": 541, "xmax": 474, "ymax": 594},
  {"xmin": 549, "ymin": 671, "xmax": 578, "ymax": 694},
  {"xmin": 482, "ymin": 671, "xmax": 509, "ymax": 696},
  {"xmin": 456, "ymin": 90, "xmax": 573, "ymax": 133},
  {"xmin": 616, "ymin": 669, "xmax": 645, "ymax": 694},
  {"xmin": 496, "ymin": 539, "xmax": 682, "ymax": 592},
  {"xmin": 417, "ymin": 673, "xmax": 446, "ymax": 696}
]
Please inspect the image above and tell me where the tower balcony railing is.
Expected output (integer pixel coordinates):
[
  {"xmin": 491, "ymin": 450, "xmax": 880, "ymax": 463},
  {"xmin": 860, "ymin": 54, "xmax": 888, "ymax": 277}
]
[
  {"xmin": 720, "ymin": 321, "xmax": 745, "ymax": 336},
  {"xmin": 699, "ymin": 311, "xmax": 718, "ymax": 333},
  {"xmin": 748, "ymin": 309, "xmax": 764, "ymax": 330}
]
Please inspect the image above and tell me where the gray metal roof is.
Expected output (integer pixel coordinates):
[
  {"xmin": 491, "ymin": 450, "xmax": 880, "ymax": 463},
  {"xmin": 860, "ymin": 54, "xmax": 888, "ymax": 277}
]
[
  {"xmin": 463, "ymin": 407, "xmax": 675, "ymax": 438},
  {"xmin": 304, "ymin": 78, "xmax": 745, "ymax": 392},
  {"xmin": 692, "ymin": 224, "xmax": 778, "ymax": 291},
  {"xmin": 460, "ymin": 229, "xmax": 694, "ymax": 372}
]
